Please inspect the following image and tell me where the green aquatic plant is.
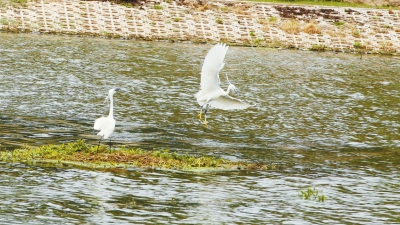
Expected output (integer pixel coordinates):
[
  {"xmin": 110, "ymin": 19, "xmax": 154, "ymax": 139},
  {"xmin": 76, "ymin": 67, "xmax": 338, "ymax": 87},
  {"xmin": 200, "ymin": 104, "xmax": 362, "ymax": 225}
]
[
  {"xmin": 153, "ymin": 5, "xmax": 163, "ymax": 10},
  {"xmin": 299, "ymin": 187, "xmax": 326, "ymax": 202},
  {"xmin": 0, "ymin": 140, "xmax": 269, "ymax": 172}
]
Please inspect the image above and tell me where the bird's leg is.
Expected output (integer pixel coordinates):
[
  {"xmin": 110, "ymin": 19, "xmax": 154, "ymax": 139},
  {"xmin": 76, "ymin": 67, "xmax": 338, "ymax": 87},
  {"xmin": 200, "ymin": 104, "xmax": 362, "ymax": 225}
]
[
  {"xmin": 109, "ymin": 138, "xmax": 112, "ymax": 152},
  {"xmin": 204, "ymin": 104, "xmax": 210, "ymax": 115},
  {"xmin": 203, "ymin": 104, "xmax": 210, "ymax": 128},
  {"xmin": 97, "ymin": 136, "xmax": 102, "ymax": 152},
  {"xmin": 198, "ymin": 105, "xmax": 204, "ymax": 120}
]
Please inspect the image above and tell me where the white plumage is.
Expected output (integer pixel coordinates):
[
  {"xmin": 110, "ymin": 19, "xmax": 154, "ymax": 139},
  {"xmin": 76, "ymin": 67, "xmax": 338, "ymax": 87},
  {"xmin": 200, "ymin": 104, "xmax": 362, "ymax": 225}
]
[
  {"xmin": 94, "ymin": 88, "xmax": 121, "ymax": 149},
  {"xmin": 195, "ymin": 43, "xmax": 253, "ymax": 126},
  {"xmin": 94, "ymin": 116, "xmax": 115, "ymax": 139}
]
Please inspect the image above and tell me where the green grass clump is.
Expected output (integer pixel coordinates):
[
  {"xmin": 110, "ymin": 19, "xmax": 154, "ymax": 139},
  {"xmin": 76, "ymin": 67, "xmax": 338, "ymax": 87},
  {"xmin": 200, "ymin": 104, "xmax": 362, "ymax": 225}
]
[
  {"xmin": 353, "ymin": 41, "xmax": 363, "ymax": 49},
  {"xmin": 0, "ymin": 0, "xmax": 28, "ymax": 7},
  {"xmin": 299, "ymin": 187, "xmax": 326, "ymax": 202},
  {"xmin": 153, "ymin": 5, "xmax": 163, "ymax": 10},
  {"xmin": 0, "ymin": 18, "xmax": 7, "ymax": 25},
  {"xmin": 309, "ymin": 44, "xmax": 326, "ymax": 51},
  {"xmin": 334, "ymin": 21, "xmax": 345, "ymax": 26},
  {"xmin": 120, "ymin": 2, "xmax": 134, "ymax": 8},
  {"xmin": 220, "ymin": 7, "xmax": 230, "ymax": 12},
  {"xmin": 253, "ymin": 38, "xmax": 264, "ymax": 45},
  {"xmin": 0, "ymin": 140, "xmax": 269, "ymax": 172},
  {"xmin": 269, "ymin": 16, "xmax": 278, "ymax": 22}
]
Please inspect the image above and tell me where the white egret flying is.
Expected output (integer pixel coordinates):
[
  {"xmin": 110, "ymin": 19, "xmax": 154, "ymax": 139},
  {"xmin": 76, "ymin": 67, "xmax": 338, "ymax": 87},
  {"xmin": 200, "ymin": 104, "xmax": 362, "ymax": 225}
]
[
  {"xmin": 94, "ymin": 88, "xmax": 121, "ymax": 150},
  {"xmin": 195, "ymin": 43, "xmax": 253, "ymax": 127}
]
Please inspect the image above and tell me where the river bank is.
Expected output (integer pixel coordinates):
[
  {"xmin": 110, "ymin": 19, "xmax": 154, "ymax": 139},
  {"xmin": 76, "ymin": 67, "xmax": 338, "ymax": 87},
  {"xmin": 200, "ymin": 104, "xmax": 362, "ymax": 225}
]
[{"xmin": 0, "ymin": 0, "xmax": 399, "ymax": 54}]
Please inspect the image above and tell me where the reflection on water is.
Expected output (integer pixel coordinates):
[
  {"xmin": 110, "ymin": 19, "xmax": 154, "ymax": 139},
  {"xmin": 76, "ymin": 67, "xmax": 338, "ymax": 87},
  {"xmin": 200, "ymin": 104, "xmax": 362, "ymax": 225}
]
[{"xmin": 0, "ymin": 33, "xmax": 400, "ymax": 224}]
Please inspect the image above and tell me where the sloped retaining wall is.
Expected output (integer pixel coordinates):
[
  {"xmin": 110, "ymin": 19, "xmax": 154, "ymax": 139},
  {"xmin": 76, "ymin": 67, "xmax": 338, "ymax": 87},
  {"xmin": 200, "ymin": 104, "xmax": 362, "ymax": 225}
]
[{"xmin": 0, "ymin": 0, "xmax": 399, "ymax": 54}]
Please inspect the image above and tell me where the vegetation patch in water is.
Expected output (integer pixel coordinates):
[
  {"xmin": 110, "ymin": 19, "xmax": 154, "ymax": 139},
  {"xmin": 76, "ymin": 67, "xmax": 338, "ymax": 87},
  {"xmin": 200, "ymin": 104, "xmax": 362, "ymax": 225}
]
[
  {"xmin": 0, "ymin": 140, "xmax": 269, "ymax": 172},
  {"xmin": 299, "ymin": 187, "xmax": 327, "ymax": 202}
]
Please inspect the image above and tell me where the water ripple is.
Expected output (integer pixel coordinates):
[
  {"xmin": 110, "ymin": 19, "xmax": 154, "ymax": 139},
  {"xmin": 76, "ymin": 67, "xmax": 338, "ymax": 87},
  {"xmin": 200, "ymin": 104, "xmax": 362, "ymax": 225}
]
[{"xmin": 0, "ymin": 33, "xmax": 400, "ymax": 223}]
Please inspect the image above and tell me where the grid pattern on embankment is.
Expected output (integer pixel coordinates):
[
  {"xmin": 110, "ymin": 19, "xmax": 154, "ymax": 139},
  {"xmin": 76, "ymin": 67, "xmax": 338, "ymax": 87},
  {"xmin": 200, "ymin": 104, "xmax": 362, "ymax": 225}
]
[{"xmin": 0, "ymin": 0, "xmax": 399, "ymax": 54}]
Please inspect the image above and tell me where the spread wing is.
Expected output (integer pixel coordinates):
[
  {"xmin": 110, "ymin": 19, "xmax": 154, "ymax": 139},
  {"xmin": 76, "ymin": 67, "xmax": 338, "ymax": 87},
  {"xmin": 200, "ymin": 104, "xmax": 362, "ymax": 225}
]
[
  {"xmin": 210, "ymin": 95, "xmax": 253, "ymax": 110},
  {"xmin": 200, "ymin": 43, "xmax": 229, "ymax": 92}
]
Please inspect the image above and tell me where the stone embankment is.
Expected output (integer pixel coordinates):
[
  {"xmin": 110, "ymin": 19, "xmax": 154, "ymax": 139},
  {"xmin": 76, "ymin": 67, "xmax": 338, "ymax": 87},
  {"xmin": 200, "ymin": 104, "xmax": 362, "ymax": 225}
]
[{"xmin": 0, "ymin": 0, "xmax": 399, "ymax": 54}]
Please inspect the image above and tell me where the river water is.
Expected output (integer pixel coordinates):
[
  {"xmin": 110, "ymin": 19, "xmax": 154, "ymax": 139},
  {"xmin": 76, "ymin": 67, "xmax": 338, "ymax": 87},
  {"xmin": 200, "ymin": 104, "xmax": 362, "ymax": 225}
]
[{"xmin": 0, "ymin": 32, "xmax": 400, "ymax": 224}]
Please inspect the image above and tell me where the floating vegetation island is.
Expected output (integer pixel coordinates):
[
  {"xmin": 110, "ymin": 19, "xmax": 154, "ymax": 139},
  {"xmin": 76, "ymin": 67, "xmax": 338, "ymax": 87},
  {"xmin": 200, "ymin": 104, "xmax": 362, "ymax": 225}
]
[{"xmin": 0, "ymin": 140, "xmax": 269, "ymax": 172}]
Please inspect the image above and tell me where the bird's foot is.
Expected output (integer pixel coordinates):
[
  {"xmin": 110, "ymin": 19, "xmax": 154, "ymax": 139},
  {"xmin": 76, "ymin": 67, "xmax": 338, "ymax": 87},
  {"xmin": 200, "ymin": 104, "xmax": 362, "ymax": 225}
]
[
  {"xmin": 203, "ymin": 119, "xmax": 208, "ymax": 128},
  {"xmin": 198, "ymin": 113, "xmax": 202, "ymax": 120}
]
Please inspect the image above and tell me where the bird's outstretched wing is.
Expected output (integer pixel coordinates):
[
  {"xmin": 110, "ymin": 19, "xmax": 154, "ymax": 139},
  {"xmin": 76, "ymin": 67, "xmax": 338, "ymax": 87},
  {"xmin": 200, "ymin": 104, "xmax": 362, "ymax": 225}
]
[
  {"xmin": 200, "ymin": 43, "xmax": 229, "ymax": 92},
  {"xmin": 210, "ymin": 95, "xmax": 254, "ymax": 110}
]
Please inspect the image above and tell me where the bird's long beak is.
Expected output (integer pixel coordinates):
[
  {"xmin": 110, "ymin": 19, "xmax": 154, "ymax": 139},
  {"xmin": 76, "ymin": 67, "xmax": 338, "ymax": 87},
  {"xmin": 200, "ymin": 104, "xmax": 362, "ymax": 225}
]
[{"xmin": 114, "ymin": 88, "xmax": 122, "ymax": 91}]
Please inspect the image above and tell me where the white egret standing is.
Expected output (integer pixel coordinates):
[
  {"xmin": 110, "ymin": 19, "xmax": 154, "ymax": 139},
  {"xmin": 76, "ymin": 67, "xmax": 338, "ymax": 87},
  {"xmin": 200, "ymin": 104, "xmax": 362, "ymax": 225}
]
[
  {"xmin": 94, "ymin": 88, "xmax": 121, "ymax": 150},
  {"xmin": 195, "ymin": 43, "xmax": 254, "ymax": 127}
]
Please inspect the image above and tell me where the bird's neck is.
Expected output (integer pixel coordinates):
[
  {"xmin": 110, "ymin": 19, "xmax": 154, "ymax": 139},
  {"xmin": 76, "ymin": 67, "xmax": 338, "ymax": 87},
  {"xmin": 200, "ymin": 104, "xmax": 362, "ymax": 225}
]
[{"xmin": 108, "ymin": 94, "xmax": 114, "ymax": 117}]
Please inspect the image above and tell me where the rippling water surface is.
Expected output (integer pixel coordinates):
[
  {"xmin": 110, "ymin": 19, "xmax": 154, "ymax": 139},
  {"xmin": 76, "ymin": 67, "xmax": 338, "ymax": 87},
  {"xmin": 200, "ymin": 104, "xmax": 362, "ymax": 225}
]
[{"xmin": 1, "ymin": 33, "xmax": 400, "ymax": 224}]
